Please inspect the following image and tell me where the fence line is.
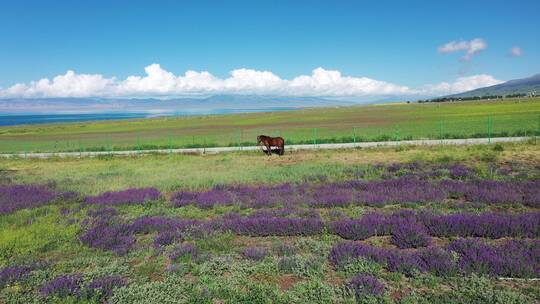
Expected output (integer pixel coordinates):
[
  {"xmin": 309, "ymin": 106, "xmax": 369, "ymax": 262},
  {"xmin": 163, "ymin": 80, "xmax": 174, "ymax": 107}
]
[
  {"xmin": 1, "ymin": 136, "xmax": 532, "ymax": 159},
  {"xmin": 4, "ymin": 114, "xmax": 540, "ymax": 154}
]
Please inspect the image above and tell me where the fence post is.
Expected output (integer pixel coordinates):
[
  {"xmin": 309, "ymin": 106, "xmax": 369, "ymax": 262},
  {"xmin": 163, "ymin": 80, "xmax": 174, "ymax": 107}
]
[
  {"xmin": 312, "ymin": 128, "xmax": 318, "ymax": 147},
  {"xmin": 137, "ymin": 134, "xmax": 141, "ymax": 154},
  {"xmin": 79, "ymin": 141, "xmax": 82, "ymax": 158},
  {"xmin": 237, "ymin": 130, "xmax": 241, "ymax": 151},
  {"xmin": 168, "ymin": 134, "xmax": 172, "ymax": 154},
  {"xmin": 353, "ymin": 127, "xmax": 357, "ymax": 143},
  {"xmin": 487, "ymin": 116, "xmax": 493, "ymax": 144},
  {"xmin": 536, "ymin": 115, "xmax": 540, "ymax": 144},
  {"xmin": 439, "ymin": 120, "xmax": 443, "ymax": 143}
]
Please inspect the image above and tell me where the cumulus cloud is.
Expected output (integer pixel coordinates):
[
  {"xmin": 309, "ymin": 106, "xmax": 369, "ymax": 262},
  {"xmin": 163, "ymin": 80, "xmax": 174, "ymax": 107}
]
[
  {"xmin": 419, "ymin": 74, "xmax": 504, "ymax": 96},
  {"xmin": 509, "ymin": 46, "xmax": 523, "ymax": 57},
  {"xmin": 0, "ymin": 64, "xmax": 504, "ymax": 99},
  {"xmin": 438, "ymin": 38, "xmax": 487, "ymax": 61}
]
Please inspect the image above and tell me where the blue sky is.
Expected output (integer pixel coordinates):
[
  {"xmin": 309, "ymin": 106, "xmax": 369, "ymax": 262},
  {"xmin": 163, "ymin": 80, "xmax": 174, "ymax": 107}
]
[{"xmin": 0, "ymin": 0, "xmax": 539, "ymax": 99}]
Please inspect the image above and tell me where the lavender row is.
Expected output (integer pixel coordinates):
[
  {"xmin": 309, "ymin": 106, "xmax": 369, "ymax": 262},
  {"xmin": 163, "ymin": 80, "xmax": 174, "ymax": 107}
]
[
  {"xmin": 0, "ymin": 264, "xmax": 36, "ymax": 288},
  {"xmin": 329, "ymin": 239, "xmax": 540, "ymax": 278},
  {"xmin": 350, "ymin": 161, "xmax": 539, "ymax": 181},
  {"xmin": 331, "ymin": 211, "xmax": 540, "ymax": 243},
  {"xmin": 0, "ymin": 184, "xmax": 77, "ymax": 215},
  {"xmin": 39, "ymin": 274, "xmax": 125, "ymax": 300},
  {"xmin": 220, "ymin": 212, "xmax": 324, "ymax": 237},
  {"xmin": 79, "ymin": 207, "xmax": 539, "ymax": 256},
  {"xmin": 171, "ymin": 178, "xmax": 540, "ymax": 209}
]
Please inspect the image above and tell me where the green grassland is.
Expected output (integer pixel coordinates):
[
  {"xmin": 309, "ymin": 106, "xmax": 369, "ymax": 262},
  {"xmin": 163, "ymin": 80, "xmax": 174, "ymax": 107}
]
[
  {"xmin": 1, "ymin": 141, "xmax": 538, "ymax": 194},
  {"xmin": 1, "ymin": 142, "xmax": 540, "ymax": 303},
  {"xmin": 1, "ymin": 98, "xmax": 539, "ymax": 153}
]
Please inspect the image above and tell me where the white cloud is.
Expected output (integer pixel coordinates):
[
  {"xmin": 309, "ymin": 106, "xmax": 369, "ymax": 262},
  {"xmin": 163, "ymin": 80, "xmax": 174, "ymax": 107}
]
[
  {"xmin": 419, "ymin": 74, "xmax": 503, "ymax": 96},
  {"xmin": 438, "ymin": 38, "xmax": 487, "ymax": 61},
  {"xmin": 509, "ymin": 46, "xmax": 523, "ymax": 57},
  {"xmin": 0, "ymin": 64, "xmax": 504, "ymax": 99}
]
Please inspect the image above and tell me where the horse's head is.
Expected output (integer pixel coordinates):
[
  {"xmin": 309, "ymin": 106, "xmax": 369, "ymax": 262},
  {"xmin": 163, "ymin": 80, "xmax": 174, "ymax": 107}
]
[{"xmin": 256, "ymin": 135, "xmax": 263, "ymax": 144}]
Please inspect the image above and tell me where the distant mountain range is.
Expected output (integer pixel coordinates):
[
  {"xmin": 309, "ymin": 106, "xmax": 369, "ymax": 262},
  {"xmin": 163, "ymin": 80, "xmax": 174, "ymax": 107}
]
[
  {"xmin": 447, "ymin": 73, "xmax": 540, "ymax": 98},
  {"xmin": 0, "ymin": 95, "xmax": 356, "ymax": 115}
]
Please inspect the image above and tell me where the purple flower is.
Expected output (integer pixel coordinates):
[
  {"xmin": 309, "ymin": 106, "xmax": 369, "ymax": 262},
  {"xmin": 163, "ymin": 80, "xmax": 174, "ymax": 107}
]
[
  {"xmin": 170, "ymin": 243, "xmax": 198, "ymax": 261},
  {"xmin": 169, "ymin": 175, "xmax": 540, "ymax": 210},
  {"xmin": 416, "ymin": 247, "xmax": 458, "ymax": 276},
  {"xmin": 0, "ymin": 184, "xmax": 59, "ymax": 215},
  {"xmin": 0, "ymin": 264, "xmax": 35, "ymax": 287},
  {"xmin": 154, "ymin": 230, "xmax": 184, "ymax": 248},
  {"xmin": 391, "ymin": 223, "xmax": 432, "ymax": 249},
  {"xmin": 330, "ymin": 239, "xmax": 539, "ymax": 278},
  {"xmin": 40, "ymin": 274, "xmax": 83, "ymax": 298},
  {"xmin": 79, "ymin": 218, "xmax": 135, "ymax": 256},
  {"xmin": 221, "ymin": 214, "xmax": 323, "ymax": 236},
  {"xmin": 242, "ymin": 247, "xmax": 268, "ymax": 261},
  {"xmin": 86, "ymin": 275, "xmax": 125, "ymax": 299},
  {"xmin": 446, "ymin": 238, "xmax": 540, "ymax": 277},
  {"xmin": 449, "ymin": 164, "xmax": 473, "ymax": 179},
  {"xmin": 348, "ymin": 273, "xmax": 385, "ymax": 298}
]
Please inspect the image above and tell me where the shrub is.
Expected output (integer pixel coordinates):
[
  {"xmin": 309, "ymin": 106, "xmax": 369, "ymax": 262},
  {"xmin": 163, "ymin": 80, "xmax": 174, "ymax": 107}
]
[
  {"xmin": 170, "ymin": 243, "xmax": 199, "ymax": 262},
  {"xmin": 108, "ymin": 280, "xmax": 191, "ymax": 304},
  {"xmin": 40, "ymin": 274, "xmax": 83, "ymax": 298},
  {"xmin": 0, "ymin": 264, "xmax": 35, "ymax": 287},
  {"xmin": 79, "ymin": 218, "xmax": 135, "ymax": 256},
  {"xmin": 0, "ymin": 184, "xmax": 60, "ymax": 215},
  {"xmin": 272, "ymin": 243, "xmax": 297, "ymax": 256},
  {"xmin": 86, "ymin": 275, "xmax": 125, "ymax": 300},
  {"xmin": 391, "ymin": 223, "xmax": 432, "ymax": 249},
  {"xmin": 329, "ymin": 239, "xmax": 539, "ymax": 278},
  {"xmin": 348, "ymin": 273, "xmax": 385, "ymax": 298},
  {"xmin": 221, "ymin": 214, "xmax": 323, "ymax": 236},
  {"xmin": 242, "ymin": 247, "xmax": 268, "ymax": 261},
  {"xmin": 154, "ymin": 230, "xmax": 184, "ymax": 248}
]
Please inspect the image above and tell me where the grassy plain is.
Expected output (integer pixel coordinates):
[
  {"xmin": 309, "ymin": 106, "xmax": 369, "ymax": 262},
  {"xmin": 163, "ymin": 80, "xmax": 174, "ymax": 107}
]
[
  {"xmin": 1, "ymin": 98, "xmax": 539, "ymax": 153},
  {"xmin": 1, "ymin": 142, "xmax": 540, "ymax": 303},
  {"xmin": 1, "ymin": 141, "xmax": 538, "ymax": 194}
]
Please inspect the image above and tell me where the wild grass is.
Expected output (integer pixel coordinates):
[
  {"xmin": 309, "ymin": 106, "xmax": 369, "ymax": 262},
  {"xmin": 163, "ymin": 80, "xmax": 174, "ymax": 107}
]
[{"xmin": 1, "ymin": 141, "xmax": 538, "ymax": 194}]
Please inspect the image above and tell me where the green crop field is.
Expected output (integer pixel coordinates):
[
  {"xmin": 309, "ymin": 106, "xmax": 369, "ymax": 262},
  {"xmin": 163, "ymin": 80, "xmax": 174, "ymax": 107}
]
[{"xmin": 1, "ymin": 98, "xmax": 539, "ymax": 153}]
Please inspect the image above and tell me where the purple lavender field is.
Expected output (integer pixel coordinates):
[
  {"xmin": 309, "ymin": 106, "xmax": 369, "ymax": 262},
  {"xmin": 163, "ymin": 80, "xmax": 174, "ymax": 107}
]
[{"xmin": 1, "ymin": 147, "xmax": 540, "ymax": 303}]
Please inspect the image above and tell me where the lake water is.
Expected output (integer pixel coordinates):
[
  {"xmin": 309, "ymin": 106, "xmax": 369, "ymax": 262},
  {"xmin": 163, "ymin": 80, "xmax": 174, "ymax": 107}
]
[{"xmin": 0, "ymin": 107, "xmax": 298, "ymax": 126}]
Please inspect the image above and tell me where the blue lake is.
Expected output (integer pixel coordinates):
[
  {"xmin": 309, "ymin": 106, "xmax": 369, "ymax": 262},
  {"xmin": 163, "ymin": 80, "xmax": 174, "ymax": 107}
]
[{"xmin": 0, "ymin": 107, "xmax": 298, "ymax": 126}]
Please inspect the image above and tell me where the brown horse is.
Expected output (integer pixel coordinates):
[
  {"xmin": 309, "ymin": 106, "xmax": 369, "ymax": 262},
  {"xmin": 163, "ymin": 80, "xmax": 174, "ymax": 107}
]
[{"xmin": 257, "ymin": 135, "xmax": 285, "ymax": 156}]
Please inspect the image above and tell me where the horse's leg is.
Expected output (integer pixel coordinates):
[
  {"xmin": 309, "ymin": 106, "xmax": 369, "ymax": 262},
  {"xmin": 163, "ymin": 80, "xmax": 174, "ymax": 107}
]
[
  {"xmin": 280, "ymin": 145, "xmax": 285, "ymax": 156},
  {"xmin": 266, "ymin": 144, "xmax": 272, "ymax": 155}
]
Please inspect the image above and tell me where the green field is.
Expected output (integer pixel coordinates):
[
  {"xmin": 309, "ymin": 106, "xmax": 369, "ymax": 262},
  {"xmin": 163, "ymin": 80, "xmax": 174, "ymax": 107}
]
[
  {"xmin": 1, "ymin": 142, "xmax": 540, "ymax": 303},
  {"xmin": 1, "ymin": 141, "xmax": 539, "ymax": 195},
  {"xmin": 1, "ymin": 98, "xmax": 539, "ymax": 153}
]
